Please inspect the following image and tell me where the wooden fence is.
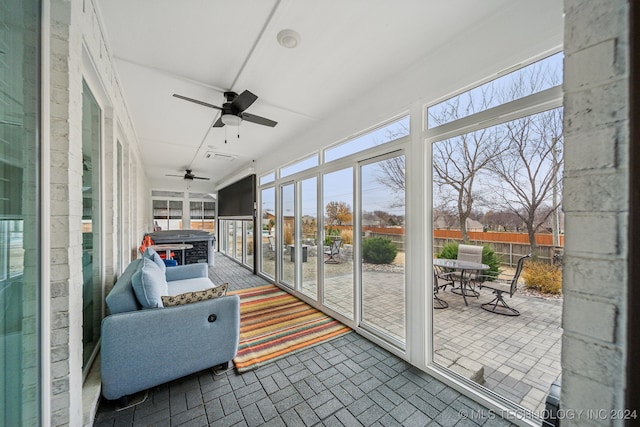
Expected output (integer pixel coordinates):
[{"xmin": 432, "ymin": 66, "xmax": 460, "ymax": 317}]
[
  {"xmin": 366, "ymin": 228, "xmax": 563, "ymax": 266},
  {"xmin": 433, "ymin": 229, "xmax": 564, "ymax": 246},
  {"xmin": 324, "ymin": 226, "xmax": 564, "ymax": 266}
]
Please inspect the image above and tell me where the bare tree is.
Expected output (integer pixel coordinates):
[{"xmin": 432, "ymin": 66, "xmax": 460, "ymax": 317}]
[
  {"xmin": 377, "ymin": 155, "xmax": 405, "ymax": 193},
  {"xmin": 378, "ymin": 54, "xmax": 563, "ymax": 250},
  {"xmin": 487, "ymin": 108, "xmax": 563, "ymax": 253},
  {"xmin": 427, "ymin": 81, "xmax": 506, "ymax": 241},
  {"xmin": 374, "ymin": 124, "xmax": 407, "ymax": 209},
  {"xmin": 432, "ymin": 128, "xmax": 503, "ymax": 241}
]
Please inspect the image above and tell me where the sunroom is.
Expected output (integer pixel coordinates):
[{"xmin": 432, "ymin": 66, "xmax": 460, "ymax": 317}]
[
  {"xmin": 100, "ymin": 0, "xmax": 565, "ymax": 419},
  {"xmin": 1, "ymin": 0, "xmax": 635, "ymax": 426}
]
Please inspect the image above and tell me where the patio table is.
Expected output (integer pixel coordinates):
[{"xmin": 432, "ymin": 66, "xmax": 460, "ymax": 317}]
[{"xmin": 433, "ymin": 258, "xmax": 489, "ymax": 306}]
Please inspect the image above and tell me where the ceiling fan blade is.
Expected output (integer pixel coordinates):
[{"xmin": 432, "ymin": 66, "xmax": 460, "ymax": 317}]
[
  {"xmin": 173, "ymin": 94, "xmax": 223, "ymax": 111},
  {"xmin": 212, "ymin": 116, "xmax": 225, "ymax": 127},
  {"xmin": 241, "ymin": 112, "xmax": 278, "ymax": 127},
  {"xmin": 230, "ymin": 90, "xmax": 258, "ymax": 113},
  {"xmin": 165, "ymin": 174, "xmax": 184, "ymax": 177},
  {"xmin": 193, "ymin": 176, "xmax": 210, "ymax": 180}
]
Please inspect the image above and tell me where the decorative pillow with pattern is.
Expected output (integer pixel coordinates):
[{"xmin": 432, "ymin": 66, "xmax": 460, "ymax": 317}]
[{"xmin": 161, "ymin": 283, "xmax": 228, "ymax": 307}]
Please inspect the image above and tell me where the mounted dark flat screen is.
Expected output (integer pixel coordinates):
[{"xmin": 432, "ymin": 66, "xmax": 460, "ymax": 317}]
[{"xmin": 217, "ymin": 174, "xmax": 256, "ymax": 217}]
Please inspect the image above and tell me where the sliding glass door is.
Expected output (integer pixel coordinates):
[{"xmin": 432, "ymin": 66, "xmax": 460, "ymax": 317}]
[
  {"xmin": 279, "ymin": 183, "xmax": 295, "ymax": 288},
  {"xmin": 0, "ymin": 1, "xmax": 41, "ymax": 423},
  {"xmin": 260, "ymin": 187, "xmax": 276, "ymax": 279},
  {"xmin": 300, "ymin": 177, "xmax": 318, "ymax": 300},
  {"xmin": 360, "ymin": 154, "xmax": 406, "ymax": 344},
  {"xmin": 322, "ymin": 168, "xmax": 354, "ymax": 319},
  {"xmin": 82, "ymin": 81, "xmax": 103, "ymax": 371}
]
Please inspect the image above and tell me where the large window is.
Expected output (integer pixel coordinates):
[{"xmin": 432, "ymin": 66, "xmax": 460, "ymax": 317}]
[
  {"xmin": 256, "ymin": 117, "xmax": 409, "ymax": 347},
  {"xmin": 430, "ymin": 52, "xmax": 563, "ymax": 417},
  {"xmin": 0, "ymin": 1, "xmax": 40, "ymax": 423},
  {"xmin": 280, "ymin": 154, "xmax": 318, "ymax": 178},
  {"xmin": 153, "ymin": 199, "xmax": 183, "ymax": 230},
  {"xmin": 324, "ymin": 115, "xmax": 409, "ymax": 162},
  {"xmin": 189, "ymin": 201, "xmax": 215, "ymax": 231},
  {"xmin": 427, "ymin": 52, "xmax": 563, "ymax": 129}
]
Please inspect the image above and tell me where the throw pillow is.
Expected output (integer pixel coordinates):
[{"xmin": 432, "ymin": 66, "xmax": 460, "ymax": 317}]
[
  {"xmin": 132, "ymin": 257, "xmax": 169, "ymax": 308},
  {"xmin": 161, "ymin": 283, "xmax": 228, "ymax": 307},
  {"xmin": 143, "ymin": 247, "xmax": 166, "ymax": 273}
]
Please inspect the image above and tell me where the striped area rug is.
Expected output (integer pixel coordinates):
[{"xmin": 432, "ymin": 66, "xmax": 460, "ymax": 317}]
[{"xmin": 229, "ymin": 284, "xmax": 351, "ymax": 373}]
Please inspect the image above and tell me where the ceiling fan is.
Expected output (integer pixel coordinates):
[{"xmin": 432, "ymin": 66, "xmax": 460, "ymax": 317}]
[
  {"xmin": 172, "ymin": 90, "xmax": 277, "ymax": 128},
  {"xmin": 166, "ymin": 169, "xmax": 210, "ymax": 181}
]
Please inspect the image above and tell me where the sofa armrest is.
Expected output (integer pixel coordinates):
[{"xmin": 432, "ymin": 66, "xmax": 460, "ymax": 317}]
[
  {"xmin": 165, "ymin": 262, "xmax": 208, "ymax": 281},
  {"xmin": 101, "ymin": 294, "xmax": 240, "ymax": 400}
]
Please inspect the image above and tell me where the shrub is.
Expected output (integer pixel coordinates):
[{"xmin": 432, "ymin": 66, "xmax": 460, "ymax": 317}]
[
  {"xmin": 340, "ymin": 229, "xmax": 353, "ymax": 245},
  {"xmin": 522, "ymin": 261, "xmax": 562, "ymax": 295},
  {"xmin": 324, "ymin": 227, "xmax": 341, "ymax": 246},
  {"xmin": 480, "ymin": 245, "xmax": 501, "ymax": 280},
  {"xmin": 283, "ymin": 227, "xmax": 293, "ymax": 245},
  {"xmin": 438, "ymin": 242, "xmax": 459, "ymax": 260},
  {"xmin": 362, "ymin": 237, "xmax": 398, "ymax": 264},
  {"xmin": 437, "ymin": 242, "xmax": 501, "ymax": 280}
]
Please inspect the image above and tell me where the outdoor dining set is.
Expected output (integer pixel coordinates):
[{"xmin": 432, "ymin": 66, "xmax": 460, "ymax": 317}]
[{"xmin": 433, "ymin": 244, "xmax": 531, "ymax": 316}]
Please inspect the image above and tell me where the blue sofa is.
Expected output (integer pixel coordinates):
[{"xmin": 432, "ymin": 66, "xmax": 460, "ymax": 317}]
[{"xmin": 101, "ymin": 251, "xmax": 240, "ymax": 401}]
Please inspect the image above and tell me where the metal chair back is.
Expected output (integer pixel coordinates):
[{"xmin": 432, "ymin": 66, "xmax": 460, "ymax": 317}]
[
  {"xmin": 508, "ymin": 253, "xmax": 532, "ymax": 296},
  {"xmin": 457, "ymin": 244, "xmax": 483, "ymax": 264}
]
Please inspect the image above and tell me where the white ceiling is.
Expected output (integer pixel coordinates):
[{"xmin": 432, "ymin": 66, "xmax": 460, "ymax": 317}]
[{"xmin": 96, "ymin": 0, "xmax": 560, "ymax": 193}]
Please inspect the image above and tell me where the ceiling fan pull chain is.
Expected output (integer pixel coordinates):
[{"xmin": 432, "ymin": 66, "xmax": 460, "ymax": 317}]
[{"xmin": 224, "ymin": 126, "xmax": 228, "ymax": 144}]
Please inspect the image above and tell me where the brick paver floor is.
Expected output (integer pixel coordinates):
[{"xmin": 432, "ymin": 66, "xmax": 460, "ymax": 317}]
[
  {"xmin": 94, "ymin": 253, "xmax": 520, "ymax": 426},
  {"xmin": 317, "ymin": 265, "xmax": 561, "ymax": 414}
]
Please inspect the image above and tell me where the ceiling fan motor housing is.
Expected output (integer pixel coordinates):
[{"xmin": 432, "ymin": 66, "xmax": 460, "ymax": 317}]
[{"xmin": 223, "ymin": 91, "xmax": 238, "ymax": 102}]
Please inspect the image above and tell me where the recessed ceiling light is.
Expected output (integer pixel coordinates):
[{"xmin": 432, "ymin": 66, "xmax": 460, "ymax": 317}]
[{"xmin": 277, "ymin": 29, "xmax": 301, "ymax": 48}]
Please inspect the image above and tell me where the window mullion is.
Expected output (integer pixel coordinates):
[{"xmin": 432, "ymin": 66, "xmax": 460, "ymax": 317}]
[{"xmin": 425, "ymin": 86, "xmax": 562, "ymax": 143}]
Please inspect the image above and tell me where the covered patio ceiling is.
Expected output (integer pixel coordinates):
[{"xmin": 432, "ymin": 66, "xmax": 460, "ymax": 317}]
[{"xmin": 96, "ymin": 0, "xmax": 562, "ymax": 193}]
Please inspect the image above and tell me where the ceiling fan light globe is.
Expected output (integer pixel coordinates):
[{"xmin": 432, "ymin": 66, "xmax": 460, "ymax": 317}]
[{"xmin": 221, "ymin": 113, "xmax": 241, "ymax": 126}]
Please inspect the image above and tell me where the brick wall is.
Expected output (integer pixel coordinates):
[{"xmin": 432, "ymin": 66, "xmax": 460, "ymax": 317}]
[
  {"xmin": 562, "ymin": 1, "xmax": 629, "ymax": 424},
  {"xmin": 47, "ymin": 0, "xmax": 150, "ymax": 424}
]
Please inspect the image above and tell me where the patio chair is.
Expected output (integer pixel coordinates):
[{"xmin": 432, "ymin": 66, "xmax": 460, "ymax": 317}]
[
  {"xmin": 449, "ymin": 244, "xmax": 484, "ymax": 296},
  {"xmin": 324, "ymin": 237, "xmax": 342, "ymax": 264},
  {"xmin": 433, "ymin": 267, "xmax": 451, "ymax": 309},
  {"xmin": 479, "ymin": 253, "xmax": 531, "ymax": 316}
]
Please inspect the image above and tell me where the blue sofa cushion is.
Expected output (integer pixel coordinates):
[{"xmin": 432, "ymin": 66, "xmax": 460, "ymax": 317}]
[
  {"xmin": 105, "ymin": 259, "xmax": 142, "ymax": 314},
  {"xmin": 132, "ymin": 258, "xmax": 169, "ymax": 309},
  {"xmin": 161, "ymin": 283, "xmax": 228, "ymax": 307},
  {"xmin": 143, "ymin": 247, "xmax": 166, "ymax": 273}
]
